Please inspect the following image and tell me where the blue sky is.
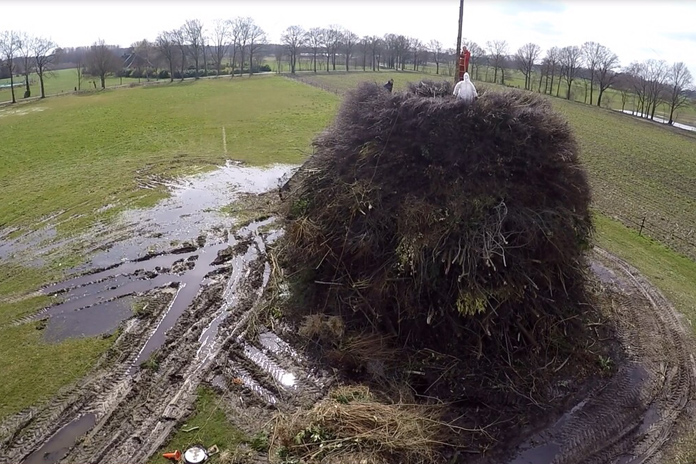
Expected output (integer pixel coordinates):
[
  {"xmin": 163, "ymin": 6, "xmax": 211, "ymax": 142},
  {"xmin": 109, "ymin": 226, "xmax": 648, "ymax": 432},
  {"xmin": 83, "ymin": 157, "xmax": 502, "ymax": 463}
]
[{"xmin": 2, "ymin": 0, "xmax": 695, "ymax": 80}]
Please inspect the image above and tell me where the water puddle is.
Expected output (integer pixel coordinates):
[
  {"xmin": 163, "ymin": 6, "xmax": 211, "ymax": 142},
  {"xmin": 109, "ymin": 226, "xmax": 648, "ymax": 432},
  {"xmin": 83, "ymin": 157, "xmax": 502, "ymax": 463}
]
[
  {"xmin": 590, "ymin": 260, "xmax": 634, "ymax": 293},
  {"xmin": 22, "ymin": 414, "xmax": 95, "ymax": 464},
  {"xmin": 44, "ymin": 296, "xmax": 134, "ymax": 342},
  {"xmin": 508, "ymin": 442, "xmax": 561, "ymax": 464},
  {"xmin": 129, "ymin": 241, "xmax": 232, "ymax": 373},
  {"xmin": 0, "ymin": 162, "xmax": 297, "ymax": 268},
  {"xmin": 619, "ymin": 109, "xmax": 696, "ymax": 132}
]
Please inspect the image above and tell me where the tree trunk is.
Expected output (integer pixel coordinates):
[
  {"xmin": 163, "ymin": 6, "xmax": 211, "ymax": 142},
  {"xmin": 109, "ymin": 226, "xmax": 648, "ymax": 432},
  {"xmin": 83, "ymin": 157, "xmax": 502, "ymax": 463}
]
[
  {"xmin": 567, "ymin": 80, "xmax": 572, "ymax": 100},
  {"xmin": 24, "ymin": 72, "xmax": 31, "ymax": 97},
  {"xmin": 345, "ymin": 55, "xmax": 349, "ymax": 72},
  {"xmin": 589, "ymin": 74, "xmax": 594, "ymax": 105},
  {"xmin": 597, "ymin": 89, "xmax": 604, "ymax": 108},
  {"xmin": 436, "ymin": 62, "xmax": 439, "ymax": 74},
  {"xmin": 313, "ymin": 51, "xmax": 317, "ymax": 73},
  {"xmin": 100, "ymin": 74, "xmax": 106, "ymax": 89},
  {"xmin": 556, "ymin": 74, "xmax": 562, "ymax": 97},
  {"xmin": 493, "ymin": 66, "xmax": 498, "ymax": 83},
  {"xmin": 9, "ymin": 72, "xmax": 16, "ymax": 103},
  {"xmin": 549, "ymin": 69, "xmax": 554, "ymax": 95},
  {"xmin": 326, "ymin": 53, "xmax": 330, "ymax": 72},
  {"xmin": 668, "ymin": 103, "xmax": 676, "ymax": 125},
  {"xmin": 39, "ymin": 73, "xmax": 46, "ymax": 98}
]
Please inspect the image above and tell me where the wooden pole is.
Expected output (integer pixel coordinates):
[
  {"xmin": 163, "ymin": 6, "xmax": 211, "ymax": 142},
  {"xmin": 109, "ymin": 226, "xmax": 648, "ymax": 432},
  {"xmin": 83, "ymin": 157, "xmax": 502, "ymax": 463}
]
[{"xmin": 455, "ymin": 0, "xmax": 464, "ymax": 83}]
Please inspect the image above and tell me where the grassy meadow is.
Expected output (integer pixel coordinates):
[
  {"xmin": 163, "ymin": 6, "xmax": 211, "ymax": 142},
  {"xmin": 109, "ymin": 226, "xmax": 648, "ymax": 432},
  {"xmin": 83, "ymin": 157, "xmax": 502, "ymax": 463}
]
[
  {"xmin": 0, "ymin": 75, "xmax": 337, "ymax": 421},
  {"xmin": 0, "ymin": 70, "xmax": 695, "ymax": 458}
]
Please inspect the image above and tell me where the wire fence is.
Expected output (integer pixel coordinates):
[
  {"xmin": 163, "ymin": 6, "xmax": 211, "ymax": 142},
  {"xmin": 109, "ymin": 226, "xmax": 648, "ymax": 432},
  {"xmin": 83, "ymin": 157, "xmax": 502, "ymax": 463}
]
[{"xmin": 608, "ymin": 212, "xmax": 696, "ymax": 260}]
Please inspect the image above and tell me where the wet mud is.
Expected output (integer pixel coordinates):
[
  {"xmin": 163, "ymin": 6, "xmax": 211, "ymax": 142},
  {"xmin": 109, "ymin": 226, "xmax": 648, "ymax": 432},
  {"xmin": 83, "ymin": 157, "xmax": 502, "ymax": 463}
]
[
  {"xmin": 0, "ymin": 161, "xmax": 326, "ymax": 464},
  {"xmin": 499, "ymin": 249, "xmax": 696, "ymax": 464}
]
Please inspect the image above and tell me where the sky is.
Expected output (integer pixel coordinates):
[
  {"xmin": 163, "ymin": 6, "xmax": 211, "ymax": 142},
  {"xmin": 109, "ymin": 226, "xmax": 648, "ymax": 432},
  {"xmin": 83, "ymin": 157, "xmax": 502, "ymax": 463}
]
[{"xmin": 2, "ymin": 0, "xmax": 696, "ymax": 77}]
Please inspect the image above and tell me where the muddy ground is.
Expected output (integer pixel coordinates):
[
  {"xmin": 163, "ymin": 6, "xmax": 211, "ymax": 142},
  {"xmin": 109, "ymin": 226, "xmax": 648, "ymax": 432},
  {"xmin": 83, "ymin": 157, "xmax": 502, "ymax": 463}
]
[{"xmin": 1, "ymin": 161, "xmax": 695, "ymax": 464}]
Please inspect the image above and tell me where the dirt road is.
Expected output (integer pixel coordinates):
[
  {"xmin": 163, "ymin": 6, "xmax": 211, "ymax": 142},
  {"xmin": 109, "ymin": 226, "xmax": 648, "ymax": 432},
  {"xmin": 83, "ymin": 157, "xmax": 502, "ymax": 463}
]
[{"xmin": 504, "ymin": 248, "xmax": 696, "ymax": 464}]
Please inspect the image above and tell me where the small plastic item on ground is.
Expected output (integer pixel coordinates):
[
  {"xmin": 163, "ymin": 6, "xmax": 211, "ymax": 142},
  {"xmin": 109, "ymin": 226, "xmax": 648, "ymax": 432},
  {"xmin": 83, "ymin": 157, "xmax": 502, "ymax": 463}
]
[
  {"xmin": 162, "ymin": 449, "xmax": 182, "ymax": 461},
  {"xmin": 183, "ymin": 444, "xmax": 209, "ymax": 464}
]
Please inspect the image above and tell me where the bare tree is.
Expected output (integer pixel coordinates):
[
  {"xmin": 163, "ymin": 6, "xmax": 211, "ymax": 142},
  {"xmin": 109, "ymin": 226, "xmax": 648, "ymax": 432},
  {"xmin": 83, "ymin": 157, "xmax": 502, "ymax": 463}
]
[
  {"xmin": 665, "ymin": 62, "xmax": 692, "ymax": 124},
  {"xmin": 305, "ymin": 28, "xmax": 323, "ymax": 73},
  {"xmin": 183, "ymin": 19, "xmax": 204, "ymax": 78},
  {"xmin": 131, "ymin": 39, "xmax": 154, "ymax": 81},
  {"xmin": 559, "ymin": 45, "xmax": 581, "ymax": 100},
  {"xmin": 247, "ymin": 22, "xmax": 266, "ymax": 76},
  {"xmin": 625, "ymin": 62, "xmax": 648, "ymax": 116},
  {"xmin": 75, "ymin": 48, "xmax": 85, "ymax": 91},
  {"xmin": 595, "ymin": 46, "xmax": 619, "ymax": 107},
  {"xmin": 211, "ymin": 19, "xmax": 231, "ymax": 76},
  {"xmin": 18, "ymin": 32, "xmax": 33, "ymax": 98},
  {"xmin": 486, "ymin": 40, "xmax": 508, "ymax": 84},
  {"xmin": 342, "ymin": 30, "xmax": 358, "ymax": 71},
  {"xmin": 32, "ymin": 37, "xmax": 58, "ymax": 97},
  {"xmin": 231, "ymin": 17, "xmax": 250, "ymax": 75},
  {"xmin": 281, "ymin": 25, "xmax": 305, "ymax": 74},
  {"xmin": 324, "ymin": 26, "xmax": 341, "ymax": 71},
  {"xmin": 515, "ymin": 42, "xmax": 541, "ymax": 90},
  {"xmin": 358, "ymin": 36, "xmax": 370, "ymax": 71},
  {"xmin": 428, "ymin": 39, "xmax": 443, "ymax": 74},
  {"xmin": 644, "ymin": 59, "xmax": 668, "ymax": 119},
  {"xmin": 87, "ymin": 39, "xmax": 121, "ymax": 89},
  {"xmin": 369, "ymin": 36, "xmax": 381, "ymax": 71},
  {"xmin": 408, "ymin": 38, "xmax": 421, "ymax": 71},
  {"xmin": 581, "ymin": 42, "xmax": 601, "ymax": 104},
  {"xmin": 542, "ymin": 47, "xmax": 559, "ymax": 95},
  {"xmin": 172, "ymin": 28, "xmax": 187, "ymax": 79},
  {"xmin": 155, "ymin": 31, "xmax": 177, "ymax": 82},
  {"xmin": 1, "ymin": 30, "xmax": 21, "ymax": 103}
]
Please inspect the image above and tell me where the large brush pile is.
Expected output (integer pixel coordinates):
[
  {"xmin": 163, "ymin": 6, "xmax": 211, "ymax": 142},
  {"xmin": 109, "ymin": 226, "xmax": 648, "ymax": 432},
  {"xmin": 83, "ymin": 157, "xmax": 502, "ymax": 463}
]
[{"xmin": 281, "ymin": 81, "xmax": 592, "ymax": 357}]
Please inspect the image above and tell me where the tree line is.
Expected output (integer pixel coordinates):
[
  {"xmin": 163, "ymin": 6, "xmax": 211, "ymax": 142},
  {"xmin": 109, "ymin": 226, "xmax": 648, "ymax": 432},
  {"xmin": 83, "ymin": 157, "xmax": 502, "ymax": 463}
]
[
  {"xmin": 1, "ymin": 20, "xmax": 693, "ymax": 125},
  {"xmin": 0, "ymin": 30, "xmax": 58, "ymax": 102}
]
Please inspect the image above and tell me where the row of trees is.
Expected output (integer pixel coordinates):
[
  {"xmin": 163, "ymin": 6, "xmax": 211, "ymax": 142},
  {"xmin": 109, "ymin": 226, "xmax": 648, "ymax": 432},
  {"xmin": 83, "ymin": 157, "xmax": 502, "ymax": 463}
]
[
  {"xmin": 0, "ymin": 30, "xmax": 58, "ymax": 102},
  {"xmin": 465, "ymin": 39, "xmax": 692, "ymax": 126},
  {"xmin": 3, "ymin": 20, "xmax": 693, "ymax": 124}
]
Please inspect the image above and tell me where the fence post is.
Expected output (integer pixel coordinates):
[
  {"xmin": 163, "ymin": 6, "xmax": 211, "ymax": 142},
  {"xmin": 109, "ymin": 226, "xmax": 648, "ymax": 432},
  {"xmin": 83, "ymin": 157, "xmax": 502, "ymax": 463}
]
[{"xmin": 639, "ymin": 217, "xmax": 646, "ymax": 236}]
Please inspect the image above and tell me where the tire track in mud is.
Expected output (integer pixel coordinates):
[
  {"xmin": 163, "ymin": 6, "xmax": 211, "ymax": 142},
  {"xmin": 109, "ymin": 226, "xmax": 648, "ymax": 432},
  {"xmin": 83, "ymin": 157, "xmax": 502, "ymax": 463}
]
[
  {"xmin": 0, "ymin": 219, "xmax": 330, "ymax": 464},
  {"xmin": 507, "ymin": 248, "xmax": 696, "ymax": 464}
]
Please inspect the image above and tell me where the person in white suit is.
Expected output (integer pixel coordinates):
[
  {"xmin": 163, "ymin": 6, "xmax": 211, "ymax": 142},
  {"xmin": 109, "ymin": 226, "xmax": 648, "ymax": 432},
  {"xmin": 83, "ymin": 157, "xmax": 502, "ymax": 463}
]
[{"xmin": 453, "ymin": 72, "xmax": 477, "ymax": 103}]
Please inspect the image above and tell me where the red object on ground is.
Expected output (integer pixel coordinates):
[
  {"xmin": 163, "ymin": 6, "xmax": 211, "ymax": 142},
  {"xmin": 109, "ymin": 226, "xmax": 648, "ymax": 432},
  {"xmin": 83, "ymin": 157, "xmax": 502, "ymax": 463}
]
[
  {"xmin": 163, "ymin": 450, "xmax": 182, "ymax": 461},
  {"xmin": 458, "ymin": 47, "xmax": 471, "ymax": 81}
]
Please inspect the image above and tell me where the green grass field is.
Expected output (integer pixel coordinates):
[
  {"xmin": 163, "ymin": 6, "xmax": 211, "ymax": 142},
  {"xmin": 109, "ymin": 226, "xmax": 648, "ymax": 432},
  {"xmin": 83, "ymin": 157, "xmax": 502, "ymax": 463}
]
[
  {"xmin": 148, "ymin": 387, "xmax": 248, "ymax": 464},
  {"xmin": 0, "ymin": 68, "xmax": 147, "ymax": 102},
  {"xmin": 0, "ymin": 75, "xmax": 337, "ymax": 421},
  {"xmin": 1, "ymin": 71, "xmax": 695, "ymax": 457}
]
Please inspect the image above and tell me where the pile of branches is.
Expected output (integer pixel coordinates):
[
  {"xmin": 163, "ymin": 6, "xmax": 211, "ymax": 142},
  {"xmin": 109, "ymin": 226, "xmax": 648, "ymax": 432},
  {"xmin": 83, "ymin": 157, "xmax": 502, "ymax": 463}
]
[{"xmin": 280, "ymin": 81, "xmax": 593, "ymax": 359}]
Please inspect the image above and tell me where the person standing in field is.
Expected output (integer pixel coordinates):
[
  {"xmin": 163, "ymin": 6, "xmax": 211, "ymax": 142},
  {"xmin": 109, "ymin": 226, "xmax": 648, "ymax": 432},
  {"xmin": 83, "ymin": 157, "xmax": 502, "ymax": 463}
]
[{"xmin": 383, "ymin": 79, "xmax": 394, "ymax": 93}]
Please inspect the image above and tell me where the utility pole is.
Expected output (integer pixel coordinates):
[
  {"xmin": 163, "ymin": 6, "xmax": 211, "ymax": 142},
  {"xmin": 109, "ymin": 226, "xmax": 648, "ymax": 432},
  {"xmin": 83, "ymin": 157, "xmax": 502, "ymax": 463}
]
[{"xmin": 455, "ymin": 0, "xmax": 464, "ymax": 83}]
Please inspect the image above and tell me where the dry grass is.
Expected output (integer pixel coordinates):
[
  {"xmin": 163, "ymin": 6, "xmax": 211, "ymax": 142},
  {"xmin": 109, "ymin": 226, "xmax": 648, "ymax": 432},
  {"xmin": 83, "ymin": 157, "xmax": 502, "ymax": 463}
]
[{"xmin": 270, "ymin": 386, "xmax": 456, "ymax": 464}]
